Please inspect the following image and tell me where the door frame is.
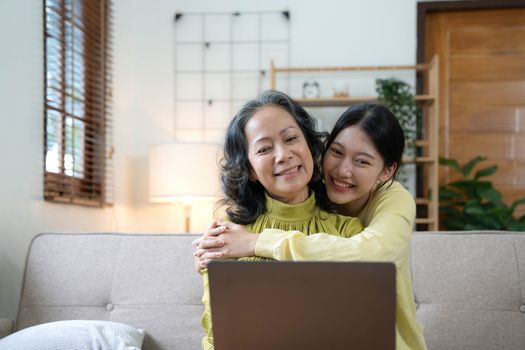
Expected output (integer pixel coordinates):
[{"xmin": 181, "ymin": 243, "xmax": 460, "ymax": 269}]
[
  {"xmin": 416, "ymin": 0, "xmax": 525, "ymax": 66},
  {"xmin": 415, "ymin": 0, "xmax": 525, "ymax": 228}
]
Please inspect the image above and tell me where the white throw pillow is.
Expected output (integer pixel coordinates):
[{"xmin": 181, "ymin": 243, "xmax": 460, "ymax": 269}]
[{"xmin": 0, "ymin": 320, "xmax": 145, "ymax": 350}]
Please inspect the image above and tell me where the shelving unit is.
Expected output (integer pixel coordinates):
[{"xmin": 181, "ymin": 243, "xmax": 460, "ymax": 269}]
[{"xmin": 270, "ymin": 56, "xmax": 440, "ymax": 230}]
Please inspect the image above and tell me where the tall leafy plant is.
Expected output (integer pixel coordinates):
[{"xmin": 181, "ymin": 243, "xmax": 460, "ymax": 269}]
[
  {"xmin": 376, "ymin": 78, "xmax": 421, "ymax": 185},
  {"xmin": 439, "ymin": 155, "xmax": 525, "ymax": 231}
]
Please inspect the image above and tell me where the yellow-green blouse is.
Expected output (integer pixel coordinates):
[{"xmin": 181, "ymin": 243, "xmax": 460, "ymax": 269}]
[
  {"xmin": 255, "ymin": 181, "xmax": 427, "ymax": 350},
  {"xmin": 200, "ymin": 193, "xmax": 363, "ymax": 350}
]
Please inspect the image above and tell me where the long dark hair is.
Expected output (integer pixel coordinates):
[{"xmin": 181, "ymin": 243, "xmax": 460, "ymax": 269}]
[
  {"xmin": 219, "ymin": 90, "xmax": 331, "ymax": 225},
  {"xmin": 325, "ymin": 103, "xmax": 405, "ymax": 188}
]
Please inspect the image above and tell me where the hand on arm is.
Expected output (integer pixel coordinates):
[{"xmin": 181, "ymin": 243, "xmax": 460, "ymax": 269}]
[
  {"xmin": 193, "ymin": 221, "xmax": 259, "ymax": 266},
  {"xmin": 255, "ymin": 185, "xmax": 415, "ymax": 266},
  {"xmin": 192, "ymin": 221, "xmax": 229, "ymax": 272}
]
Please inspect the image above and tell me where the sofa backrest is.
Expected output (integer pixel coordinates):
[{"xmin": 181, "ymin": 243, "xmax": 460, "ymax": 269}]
[
  {"xmin": 17, "ymin": 232, "xmax": 525, "ymax": 350},
  {"xmin": 411, "ymin": 231, "xmax": 525, "ymax": 350},
  {"xmin": 16, "ymin": 233, "xmax": 203, "ymax": 350}
]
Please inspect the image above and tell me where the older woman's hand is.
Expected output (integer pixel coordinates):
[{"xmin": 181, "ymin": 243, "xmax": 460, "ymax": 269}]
[
  {"xmin": 193, "ymin": 221, "xmax": 258, "ymax": 267},
  {"xmin": 192, "ymin": 221, "xmax": 225, "ymax": 272},
  {"xmin": 192, "ymin": 221, "xmax": 226, "ymax": 250}
]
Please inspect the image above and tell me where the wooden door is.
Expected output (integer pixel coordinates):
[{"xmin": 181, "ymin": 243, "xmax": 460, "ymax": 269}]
[{"xmin": 424, "ymin": 7, "xmax": 525, "ymax": 219}]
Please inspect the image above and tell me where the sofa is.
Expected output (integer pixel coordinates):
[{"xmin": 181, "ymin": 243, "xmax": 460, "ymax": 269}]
[{"xmin": 0, "ymin": 231, "xmax": 524, "ymax": 349}]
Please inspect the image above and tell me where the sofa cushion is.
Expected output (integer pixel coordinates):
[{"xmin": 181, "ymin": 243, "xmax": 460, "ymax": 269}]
[
  {"xmin": 412, "ymin": 232, "xmax": 525, "ymax": 350},
  {"xmin": 16, "ymin": 233, "xmax": 204, "ymax": 350},
  {"xmin": 0, "ymin": 320, "xmax": 144, "ymax": 350}
]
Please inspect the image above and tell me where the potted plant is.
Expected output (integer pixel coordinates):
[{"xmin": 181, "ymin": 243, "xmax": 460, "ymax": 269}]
[
  {"xmin": 376, "ymin": 78, "xmax": 421, "ymax": 185},
  {"xmin": 439, "ymin": 155, "xmax": 525, "ymax": 230}
]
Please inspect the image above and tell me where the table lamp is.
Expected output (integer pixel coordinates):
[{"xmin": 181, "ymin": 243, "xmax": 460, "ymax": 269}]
[{"xmin": 149, "ymin": 141, "xmax": 221, "ymax": 232}]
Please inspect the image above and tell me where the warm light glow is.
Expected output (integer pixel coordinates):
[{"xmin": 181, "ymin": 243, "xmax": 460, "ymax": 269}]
[{"xmin": 149, "ymin": 142, "xmax": 221, "ymax": 203}]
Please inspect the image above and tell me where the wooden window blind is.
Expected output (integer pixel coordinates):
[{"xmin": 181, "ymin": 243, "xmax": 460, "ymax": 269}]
[{"xmin": 43, "ymin": 0, "xmax": 113, "ymax": 206}]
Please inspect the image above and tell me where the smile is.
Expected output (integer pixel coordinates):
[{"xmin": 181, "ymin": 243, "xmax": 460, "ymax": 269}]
[
  {"xmin": 331, "ymin": 177, "xmax": 355, "ymax": 190},
  {"xmin": 275, "ymin": 165, "xmax": 301, "ymax": 177}
]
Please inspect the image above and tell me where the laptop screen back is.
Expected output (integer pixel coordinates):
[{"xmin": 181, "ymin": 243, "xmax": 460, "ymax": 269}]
[{"xmin": 208, "ymin": 261, "xmax": 396, "ymax": 350}]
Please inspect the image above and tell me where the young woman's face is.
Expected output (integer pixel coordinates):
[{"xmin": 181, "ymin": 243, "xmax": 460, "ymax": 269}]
[
  {"xmin": 244, "ymin": 105, "xmax": 314, "ymax": 205},
  {"xmin": 323, "ymin": 125, "xmax": 394, "ymax": 210}
]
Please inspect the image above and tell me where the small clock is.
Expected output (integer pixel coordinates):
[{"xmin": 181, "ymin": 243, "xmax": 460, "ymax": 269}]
[{"xmin": 302, "ymin": 81, "xmax": 320, "ymax": 99}]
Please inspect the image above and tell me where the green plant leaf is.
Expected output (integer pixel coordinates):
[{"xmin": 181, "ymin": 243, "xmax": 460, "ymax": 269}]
[
  {"xmin": 448, "ymin": 180, "xmax": 467, "ymax": 188},
  {"xmin": 510, "ymin": 198, "xmax": 525, "ymax": 213},
  {"xmin": 444, "ymin": 218, "xmax": 465, "ymax": 230},
  {"xmin": 439, "ymin": 157, "xmax": 461, "ymax": 173},
  {"xmin": 478, "ymin": 213, "xmax": 502, "ymax": 229},
  {"xmin": 451, "ymin": 180, "xmax": 488, "ymax": 199},
  {"xmin": 439, "ymin": 206, "xmax": 465, "ymax": 219},
  {"xmin": 464, "ymin": 201, "xmax": 485, "ymax": 215},
  {"xmin": 474, "ymin": 165, "xmax": 498, "ymax": 180},
  {"xmin": 477, "ymin": 187, "xmax": 502, "ymax": 205},
  {"xmin": 462, "ymin": 155, "xmax": 486, "ymax": 178},
  {"xmin": 449, "ymin": 181, "xmax": 475, "ymax": 196},
  {"xmin": 508, "ymin": 221, "xmax": 525, "ymax": 231},
  {"xmin": 487, "ymin": 205, "xmax": 510, "ymax": 214},
  {"xmin": 439, "ymin": 187, "xmax": 463, "ymax": 201},
  {"xmin": 475, "ymin": 181, "xmax": 493, "ymax": 188},
  {"xmin": 487, "ymin": 205, "xmax": 513, "ymax": 227},
  {"xmin": 376, "ymin": 77, "xmax": 419, "ymax": 190},
  {"xmin": 464, "ymin": 223, "xmax": 483, "ymax": 230}
]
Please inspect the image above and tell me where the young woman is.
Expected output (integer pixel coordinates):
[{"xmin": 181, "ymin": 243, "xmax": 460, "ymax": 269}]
[
  {"xmin": 199, "ymin": 90, "xmax": 363, "ymax": 350},
  {"xmin": 194, "ymin": 103, "xmax": 427, "ymax": 350}
]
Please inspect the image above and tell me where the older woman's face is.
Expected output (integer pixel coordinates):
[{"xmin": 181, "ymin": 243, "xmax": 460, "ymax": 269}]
[{"xmin": 244, "ymin": 105, "xmax": 313, "ymax": 205}]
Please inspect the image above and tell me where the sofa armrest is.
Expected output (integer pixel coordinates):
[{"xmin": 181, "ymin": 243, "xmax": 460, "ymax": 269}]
[{"xmin": 0, "ymin": 319, "xmax": 13, "ymax": 339}]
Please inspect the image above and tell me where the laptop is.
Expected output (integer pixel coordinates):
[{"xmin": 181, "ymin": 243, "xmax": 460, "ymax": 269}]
[{"xmin": 208, "ymin": 261, "xmax": 396, "ymax": 350}]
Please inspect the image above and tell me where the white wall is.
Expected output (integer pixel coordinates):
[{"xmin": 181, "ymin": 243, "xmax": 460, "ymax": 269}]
[
  {"xmin": 0, "ymin": 0, "xmax": 419, "ymax": 321},
  {"xmin": 0, "ymin": 0, "xmax": 119, "ymax": 320},
  {"xmin": 111, "ymin": 0, "xmax": 420, "ymax": 229}
]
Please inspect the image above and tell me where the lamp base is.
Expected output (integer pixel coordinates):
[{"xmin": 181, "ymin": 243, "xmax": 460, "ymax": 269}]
[{"xmin": 184, "ymin": 203, "xmax": 191, "ymax": 233}]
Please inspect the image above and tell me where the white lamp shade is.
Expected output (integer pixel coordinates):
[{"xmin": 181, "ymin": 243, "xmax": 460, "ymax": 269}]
[{"xmin": 149, "ymin": 142, "xmax": 221, "ymax": 203}]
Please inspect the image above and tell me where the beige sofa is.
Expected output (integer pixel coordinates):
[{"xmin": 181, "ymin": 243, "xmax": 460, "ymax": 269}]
[{"xmin": 1, "ymin": 231, "xmax": 524, "ymax": 349}]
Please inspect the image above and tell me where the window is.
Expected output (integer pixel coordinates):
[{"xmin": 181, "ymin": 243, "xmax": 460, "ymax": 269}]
[{"xmin": 43, "ymin": 0, "xmax": 113, "ymax": 206}]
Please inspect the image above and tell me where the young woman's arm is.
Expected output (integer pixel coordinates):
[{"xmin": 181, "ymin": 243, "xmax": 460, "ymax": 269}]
[
  {"xmin": 256, "ymin": 184, "xmax": 415, "ymax": 267},
  {"xmin": 195, "ymin": 183, "xmax": 414, "ymax": 268}
]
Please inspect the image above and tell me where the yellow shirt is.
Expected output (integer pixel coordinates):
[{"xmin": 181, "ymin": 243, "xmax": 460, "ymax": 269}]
[
  {"xmin": 255, "ymin": 181, "xmax": 427, "ymax": 350},
  {"xmin": 201, "ymin": 193, "xmax": 363, "ymax": 349}
]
